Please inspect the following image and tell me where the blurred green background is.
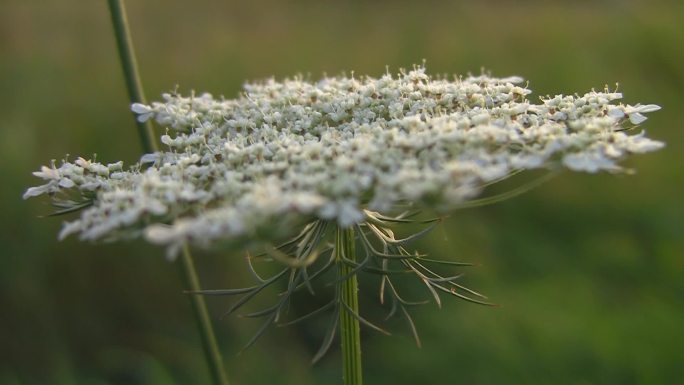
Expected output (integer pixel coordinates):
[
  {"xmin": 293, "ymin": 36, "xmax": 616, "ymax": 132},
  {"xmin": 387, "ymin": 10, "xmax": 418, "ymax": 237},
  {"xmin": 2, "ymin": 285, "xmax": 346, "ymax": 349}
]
[{"xmin": 1, "ymin": 1, "xmax": 682, "ymax": 384}]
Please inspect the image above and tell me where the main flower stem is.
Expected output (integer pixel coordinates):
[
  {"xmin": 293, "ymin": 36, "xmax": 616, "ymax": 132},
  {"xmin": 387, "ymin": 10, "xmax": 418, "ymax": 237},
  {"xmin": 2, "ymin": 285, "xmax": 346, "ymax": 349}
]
[
  {"xmin": 180, "ymin": 245, "xmax": 230, "ymax": 385},
  {"xmin": 336, "ymin": 227, "xmax": 363, "ymax": 385},
  {"xmin": 106, "ymin": 0, "xmax": 158, "ymax": 153},
  {"xmin": 107, "ymin": 2, "xmax": 228, "ymax": 384}
]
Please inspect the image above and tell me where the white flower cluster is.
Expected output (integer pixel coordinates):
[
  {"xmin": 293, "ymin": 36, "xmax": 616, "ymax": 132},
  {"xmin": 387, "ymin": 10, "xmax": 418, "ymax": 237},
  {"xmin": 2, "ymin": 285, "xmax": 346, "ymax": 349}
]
[{"xmin": 25, "ymin": 67, "xmax": 663, "ymax": 257}]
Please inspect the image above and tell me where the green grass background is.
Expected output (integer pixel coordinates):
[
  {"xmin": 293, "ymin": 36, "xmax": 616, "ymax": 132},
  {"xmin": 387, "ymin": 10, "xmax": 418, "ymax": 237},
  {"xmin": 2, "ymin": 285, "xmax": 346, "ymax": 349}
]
[{"xmin": 1, "ymin": 1, "xmax": 682, "ymax": 384}]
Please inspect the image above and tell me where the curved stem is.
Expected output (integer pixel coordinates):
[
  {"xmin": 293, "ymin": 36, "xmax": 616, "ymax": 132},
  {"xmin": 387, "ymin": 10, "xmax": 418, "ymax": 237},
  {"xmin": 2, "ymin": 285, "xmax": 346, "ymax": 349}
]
[
  {"xmin": 107, "ymin": 0, "xmax": 158, "ymax": 153},
  {"xmin": 180, "ymin": 245, "xmax": 230, "ymax": 385},
  {"xmin": 107, "ymin": 2, "xmax": 228, "ymax": 384},
  {"xmin": 336, "ymin": 227, "xmax": 363, "ymax": 385}
]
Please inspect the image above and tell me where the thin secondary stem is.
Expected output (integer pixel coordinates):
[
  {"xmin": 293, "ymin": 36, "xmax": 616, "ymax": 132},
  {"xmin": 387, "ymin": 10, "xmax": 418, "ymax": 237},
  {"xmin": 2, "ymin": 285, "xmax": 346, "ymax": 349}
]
[
  {"xmin": 336, "ymin": 227, "xmax": 363, "ymax": 385},
  {"xmin": 107, "ymin": 2, "xmax": 228, "ymax": 384},
  {"xmin": 180, "ymin": 245, "xmax": 230, "ymax": 385},
  {"xmin": 107, "ymin": 0, "xmax": 158, "ymax": 153}
]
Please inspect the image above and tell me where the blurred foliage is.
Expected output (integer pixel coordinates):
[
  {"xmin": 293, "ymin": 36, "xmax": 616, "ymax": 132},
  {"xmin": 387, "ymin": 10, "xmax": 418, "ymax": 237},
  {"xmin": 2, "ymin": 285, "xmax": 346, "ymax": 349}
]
[{"xmin": 1, "ymin": 0, "xmax": 682, "ymax": 384}]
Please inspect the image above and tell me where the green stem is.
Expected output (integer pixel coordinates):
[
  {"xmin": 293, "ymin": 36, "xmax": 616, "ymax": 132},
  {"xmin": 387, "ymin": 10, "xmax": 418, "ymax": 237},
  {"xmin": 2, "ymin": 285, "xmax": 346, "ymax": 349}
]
[
  {"xmin": 180, "ymin": 245, "xmax": 230, "ymax": 385},
  {"xmin": 336, "ymin": 227, "xmax": 363, "ymax": 385},
  {"xmin": 107, "ymin": 2, "xmax": 228, "ymax": 384},
  {"xmin": 106, "ymin": 0, "xmax": 158, "ymax": 153}
]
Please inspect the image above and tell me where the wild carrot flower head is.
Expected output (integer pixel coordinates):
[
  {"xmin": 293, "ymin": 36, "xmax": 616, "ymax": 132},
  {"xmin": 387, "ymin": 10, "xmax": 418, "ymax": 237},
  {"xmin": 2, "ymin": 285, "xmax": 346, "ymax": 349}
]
[{"xmin": 25, "ymin": 66, "xmax": 663, "ymax": 258}]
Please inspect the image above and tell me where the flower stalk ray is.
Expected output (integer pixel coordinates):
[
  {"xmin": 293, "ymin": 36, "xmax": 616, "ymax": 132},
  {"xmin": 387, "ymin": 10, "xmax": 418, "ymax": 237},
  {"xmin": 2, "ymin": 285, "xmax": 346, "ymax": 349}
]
[{"xmin": 185, "ymin": 213, "xmax": 502, "ymax": 361}]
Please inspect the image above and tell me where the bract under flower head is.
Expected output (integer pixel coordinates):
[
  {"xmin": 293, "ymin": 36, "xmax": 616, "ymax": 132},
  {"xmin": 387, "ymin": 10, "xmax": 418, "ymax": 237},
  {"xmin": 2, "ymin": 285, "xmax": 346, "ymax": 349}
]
[{"xmin": 25, "ymin": 66, "xmax": 663, "ymax": 258}]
